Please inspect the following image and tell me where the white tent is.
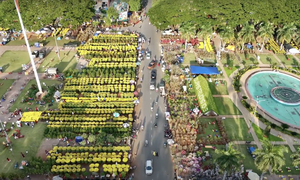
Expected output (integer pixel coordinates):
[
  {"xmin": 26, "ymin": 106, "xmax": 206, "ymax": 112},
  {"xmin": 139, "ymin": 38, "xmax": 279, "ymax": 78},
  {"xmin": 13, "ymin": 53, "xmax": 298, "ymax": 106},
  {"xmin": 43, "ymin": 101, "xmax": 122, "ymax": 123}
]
[
  {"xmin": 248, "ymin": 171, "xmax": 259, "ymax": 180},
  {"xmin": 289, "ymin": 48, "xmax": 300, "ymax": 54}
]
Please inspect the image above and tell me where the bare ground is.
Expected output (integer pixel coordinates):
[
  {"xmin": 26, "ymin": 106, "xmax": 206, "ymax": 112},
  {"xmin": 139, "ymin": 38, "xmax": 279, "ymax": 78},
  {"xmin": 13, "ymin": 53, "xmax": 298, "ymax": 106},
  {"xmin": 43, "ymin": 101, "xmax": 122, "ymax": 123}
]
[{"xmin": 36, "ymin": 138, "xmax": 60, "ymax": 160}]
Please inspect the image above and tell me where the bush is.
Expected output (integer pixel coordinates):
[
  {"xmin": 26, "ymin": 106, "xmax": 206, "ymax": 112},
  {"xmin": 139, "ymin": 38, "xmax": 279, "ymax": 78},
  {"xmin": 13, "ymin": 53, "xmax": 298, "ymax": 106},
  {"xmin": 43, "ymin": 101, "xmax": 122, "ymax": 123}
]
[
  {"xmin": 242, "ymin": 96, "xmax": 248, "ymax": 99},
  {"xmin": 281, "ymin": 123, "xmax": 289, "ymax": 129}
]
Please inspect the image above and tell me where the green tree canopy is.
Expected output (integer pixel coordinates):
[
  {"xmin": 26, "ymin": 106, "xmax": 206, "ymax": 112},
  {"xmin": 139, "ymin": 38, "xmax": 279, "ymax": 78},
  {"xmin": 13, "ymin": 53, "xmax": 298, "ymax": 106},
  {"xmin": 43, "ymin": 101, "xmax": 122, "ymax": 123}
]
[
  {"xmin": 128, "ymin": 0, "xmax": 141, "ymax": 12},
  {"xmin": 148, "ymin": 0, "xmax": 300, "ymax": 30},
  {"xmin": 291, "ymin": 147, "xmax": 300, "ymax": 167},
  {"xmin": 107, "ymin": 7, "xmax": 119, "ymax": 20},
  {"xmin": 253, "ymin": 139, "xmax": 288, "ymax": 173},
  {"xmin": 214, "ymin": 143, "xmax": 245, "ymax": 178},
  {"xmin": 0, "ymin": 0, "xmax": 95, "ymax": 31}
]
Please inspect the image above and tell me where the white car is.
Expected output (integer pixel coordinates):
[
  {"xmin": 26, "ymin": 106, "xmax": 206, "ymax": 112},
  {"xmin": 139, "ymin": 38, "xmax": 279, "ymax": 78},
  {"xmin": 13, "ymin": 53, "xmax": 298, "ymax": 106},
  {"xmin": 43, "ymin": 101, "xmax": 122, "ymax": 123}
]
[
  {"xmin": 146, "ymin": 52, "xmax": 151, "ymax": 59},
  {"xmin": 145, "ymin": 160, "xmax": 153, "ymax": 175}
]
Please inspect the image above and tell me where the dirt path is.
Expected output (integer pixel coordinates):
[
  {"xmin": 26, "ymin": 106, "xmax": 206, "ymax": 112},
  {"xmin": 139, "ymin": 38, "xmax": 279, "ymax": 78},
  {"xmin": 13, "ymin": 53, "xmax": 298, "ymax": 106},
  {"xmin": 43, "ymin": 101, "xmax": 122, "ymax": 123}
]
[{"xmin": 36, "ymin": 138, "xmax": 60, "ymax": 160}]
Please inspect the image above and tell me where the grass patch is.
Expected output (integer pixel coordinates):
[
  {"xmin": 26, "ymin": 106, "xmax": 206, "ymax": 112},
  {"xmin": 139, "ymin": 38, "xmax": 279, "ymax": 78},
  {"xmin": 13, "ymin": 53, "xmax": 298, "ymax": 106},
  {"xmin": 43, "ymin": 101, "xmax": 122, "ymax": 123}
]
[
  {"xmin": 208, "ymin": 80, "xmax": 228, "ymax": 95},
  {"xmin": 9, "ymin": 80, "xmax": 61, "ymax": 112},
  {"xmin": 183, "ymin": 53, "xmax": 196, "ymax": 65},
  {"xmin": 0, "ymin": 80, "xmax": 14, "ymax": 98},
  {"xmin": 7, "ymin": 37, "xmax": 75, "ymax": 47},
  {"xmin": 252, "ymin": 123, "xmax": 284, "ymax": 141},
  {"xmin": 234, "ymin": 144, "xmax": 261, "ymax": 174},
  {"xmin": 259, "ymin": 54, "xmax": 276, "ymax": 64},
  {"xmin": 276, "ymin": 54, "xmax": 298, "ymax": 66},
  {"xmin": 0, "ymin": 122, "xmax": 46, "ymax": 174},
  {"xmin": 239, "ymin": 54, "xmax": 257, "ymax": 65},
  {"xmin": 222, "ymin": 66, "xmax": 238, "ymax": 77},
  {"xmin": 37, "ymin": 51, "xmax": 77, "ymax": 73},
  {"xmin": 223, "ymin": 118, "xmax": 253, "ymax": 141},
  {"xmin": 276, "ymin": 145, "xmax": 299, "ymax": 175},
  {"xmin": 0, "ymin": 51, "xmax": 30, "ymax": 72},
  {"xmin": 197, "ymin": 118, "xmax": 222, "ymax": 139},
  {"xmin": 213, "ymin": 97, "xmax": 242, "ymax": 115},
  {"xmin": 192, "ymin": 75, "xmax": 218, "ymax": 113}
]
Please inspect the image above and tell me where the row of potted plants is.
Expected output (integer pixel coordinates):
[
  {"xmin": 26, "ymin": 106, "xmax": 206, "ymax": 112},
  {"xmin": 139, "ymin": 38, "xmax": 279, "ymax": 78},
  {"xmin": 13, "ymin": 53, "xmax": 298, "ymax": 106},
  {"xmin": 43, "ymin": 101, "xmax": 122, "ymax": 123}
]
[
  {"xmin": 64, "ymin": 77, "xmax": 133, "ymax": 85},
  {"xmin": 63, "ymin": 84, "xmax": 135, "ymax": 92}
]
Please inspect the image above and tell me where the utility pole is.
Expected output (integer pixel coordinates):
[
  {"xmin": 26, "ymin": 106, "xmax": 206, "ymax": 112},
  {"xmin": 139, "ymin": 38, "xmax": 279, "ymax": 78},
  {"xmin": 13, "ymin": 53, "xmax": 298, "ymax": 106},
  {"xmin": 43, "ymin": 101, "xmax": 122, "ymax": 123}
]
[
  {"xmin": 14, "ymin": 0, "xmax": 42, "ymax": 93},
  {"xmin": 54, "ymin": 33, "xmax": 61, "ymax": 60}
]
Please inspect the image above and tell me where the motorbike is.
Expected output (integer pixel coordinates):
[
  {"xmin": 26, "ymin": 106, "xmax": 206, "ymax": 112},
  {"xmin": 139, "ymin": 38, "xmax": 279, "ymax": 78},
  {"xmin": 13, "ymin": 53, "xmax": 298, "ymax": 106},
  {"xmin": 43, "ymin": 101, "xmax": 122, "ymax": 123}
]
[
  {"xmin": 164, "ymin": 142, "xmax": 167, "ymax": 147},
  {"xmin": 154, "ymin": 123, "xmax": 158, "ymax": 128},
  {"xmin": 155, "ymin": 113, "xmax": 158, "ymax": 119},
  {"xmin": 152, "ymin": 151, "xmax": 158, "ymax": 156}
]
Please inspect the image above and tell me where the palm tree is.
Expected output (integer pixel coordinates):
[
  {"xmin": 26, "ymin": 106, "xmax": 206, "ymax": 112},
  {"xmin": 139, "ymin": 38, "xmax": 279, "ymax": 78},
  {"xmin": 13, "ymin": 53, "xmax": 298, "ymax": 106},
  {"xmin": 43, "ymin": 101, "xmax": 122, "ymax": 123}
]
[
  {"xmin": 277, "ymin": 23, "xmax": 298, "ymax": 50},
  {"xmin": 219, "ymin": 26, "xmax": 235, "ymax": 49},
  {"xmin": 253, "ymin": 139, "xmax": 288, "ymax": 174},
  {"xmin": 214, "ymin": 143, "xmax": 245, "ymax": 180},
  {"xmin": 197, "ymin": 23, "xmax": 213, "ymax": 51},
  {"xmin": 290, "ymin": 147, "xmax": 300, "ymax": 166},
  {"xmin": 238, "ymin": 24, "xmax": 256, "ymax": 50},
  {"xmin": 256, "ymin": 22, "xmax": 275, "ymax": 51},
  {"xmin": 179, "ymin": 22, "xmax": 196, "ymax": 50}
]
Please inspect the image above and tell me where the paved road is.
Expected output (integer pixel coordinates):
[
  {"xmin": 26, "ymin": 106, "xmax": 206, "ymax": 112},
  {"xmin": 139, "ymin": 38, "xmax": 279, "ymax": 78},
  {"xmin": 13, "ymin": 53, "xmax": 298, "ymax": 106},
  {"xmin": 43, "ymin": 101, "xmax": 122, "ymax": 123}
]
[{"xmin": 130, "ymin": 0, "xmax": 174, "ymax": 179}]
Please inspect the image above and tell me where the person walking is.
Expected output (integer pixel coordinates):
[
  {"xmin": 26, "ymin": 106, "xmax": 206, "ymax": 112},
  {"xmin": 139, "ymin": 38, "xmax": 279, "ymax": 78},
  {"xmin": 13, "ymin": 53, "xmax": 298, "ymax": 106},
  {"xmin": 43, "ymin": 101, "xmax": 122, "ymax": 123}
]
[{"xmin": 21, "ymin": 152, "xmax": 25, "ymax": 158}]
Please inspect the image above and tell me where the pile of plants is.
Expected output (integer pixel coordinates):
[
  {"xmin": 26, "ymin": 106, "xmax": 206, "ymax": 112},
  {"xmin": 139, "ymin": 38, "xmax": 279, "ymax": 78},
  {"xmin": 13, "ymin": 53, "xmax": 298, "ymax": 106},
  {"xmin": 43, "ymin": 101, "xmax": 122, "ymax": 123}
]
[{"xmin": 48, "ymin": 146, "xmax": 131, "ymax": 178}]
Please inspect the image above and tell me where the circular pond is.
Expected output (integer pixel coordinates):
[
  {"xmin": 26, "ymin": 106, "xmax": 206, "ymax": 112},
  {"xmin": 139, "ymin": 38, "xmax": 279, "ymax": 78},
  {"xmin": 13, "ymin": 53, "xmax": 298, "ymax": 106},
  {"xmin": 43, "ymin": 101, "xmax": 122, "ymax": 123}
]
[{"xmin": 247, "ymin": 71, "xmax": 300, "ymax": 127}]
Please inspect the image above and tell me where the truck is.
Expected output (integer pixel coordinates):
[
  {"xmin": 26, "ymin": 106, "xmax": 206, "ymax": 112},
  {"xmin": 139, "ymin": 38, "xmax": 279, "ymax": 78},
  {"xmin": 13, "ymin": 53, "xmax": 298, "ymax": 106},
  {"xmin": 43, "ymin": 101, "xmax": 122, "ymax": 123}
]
[
  {"xmin": 159, "ymin": 80, "xmax": 165, "ymax": 96},
  {"xmin": 150, "ymin": 79, "xmax": 156, "ymax": 90}
]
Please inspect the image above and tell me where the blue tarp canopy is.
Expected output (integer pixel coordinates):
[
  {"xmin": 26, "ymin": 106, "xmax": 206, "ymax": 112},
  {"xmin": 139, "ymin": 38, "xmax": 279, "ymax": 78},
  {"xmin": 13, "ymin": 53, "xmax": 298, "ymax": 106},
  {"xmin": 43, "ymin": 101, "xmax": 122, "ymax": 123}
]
[
  {"xmin": 75, "ymin": 136, "xmax": 83, "ymax": 143},
  {"xmin": 249, "ymin": 146, "xmax": 255, "ymax": 154},
  {"xmin": 190, "ymin": 66, "xmax": 219, "ymax": 75}
]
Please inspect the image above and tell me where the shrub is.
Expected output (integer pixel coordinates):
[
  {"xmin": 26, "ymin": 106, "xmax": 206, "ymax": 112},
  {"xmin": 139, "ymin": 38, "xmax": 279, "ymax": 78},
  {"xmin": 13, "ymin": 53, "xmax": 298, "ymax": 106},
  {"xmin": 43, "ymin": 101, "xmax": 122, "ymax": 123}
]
[{"xmin": 281, "ymin": 123, "xmax": 289, "ymax": 129}]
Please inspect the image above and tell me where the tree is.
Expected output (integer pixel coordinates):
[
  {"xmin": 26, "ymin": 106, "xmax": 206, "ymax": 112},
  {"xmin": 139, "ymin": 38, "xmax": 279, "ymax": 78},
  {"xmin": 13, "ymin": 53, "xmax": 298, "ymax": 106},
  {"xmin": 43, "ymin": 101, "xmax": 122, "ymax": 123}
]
[
  {"xmin": 88, "ymin": 134, "xmax": 96, "ymax": 143},
  {"xmin": 0, "ymin": 0, "xmax": 95, "ymax": 31},
  {"xmin": 214, "ymin": 143, "xmax": 245, "ymax": 180},
  {"xmin": 96, "ymin": 131, "xmax": 106, "ymax": 145},
  {"xmin": 219, "ymin": 26, "xmax": 235, "ymax": 49},
  {"xmin": 277, "ymin": 23, "xmax": 297, "ymax": 50},
  {"xmin": 107, "ymin": 7, "xmax": 119, "ymax": 21},
  {"xmin": 256, "ymin": 22, "xmax": 275, "ymax": 51},
  {"xmin": 238, "ymin": 24, "xmax": 255, "ymax": 50},
  {"xmin": 106, "ymin": 134, "xmax": 115, "ymax": 144},
  {"xmin": 291, "ymin": 147, "xmax": 300, "ymax": 166},
  {"xmin": 128, "ymin": 0, "xmax": 141, "ymax": 12},
  {"xmin": 179, "ymin": 22, "xmax": 196, "ymax": 50},
  {"xmin": 253, "ymin": 139, "xmax": 288, "ymax": 173}
]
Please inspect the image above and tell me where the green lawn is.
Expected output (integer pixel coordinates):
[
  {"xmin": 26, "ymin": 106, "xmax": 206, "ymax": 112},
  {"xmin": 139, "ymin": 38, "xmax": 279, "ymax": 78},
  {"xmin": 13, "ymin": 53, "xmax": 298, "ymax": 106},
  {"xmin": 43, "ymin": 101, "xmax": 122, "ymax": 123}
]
[
  {"xmin": 9, "ymin": 80, "xmax": 61, "ymax": 112},
  {"xmin": 0, "ymin": 51, "xmax": 30, "ymax": 72},
  {"xmin": 183, "ymin": 53, "xmax": 196, "ymax": 65},
  {"xmin": 37, "ymin": 51, "xmax": 77, "ymax": 73},
  {"xmin": 276, "ymin": 54, "xmax": 299, "ymax": 66},
  {"xmin": 213, "ymin": 97, "xmax": 242, "ymax": 115},
  {"xmin": 276, "ymin": 146, "xmax": 299, "ymax": 175},
  {"xmin": 197, "ymin": 118, "xmax": 221, "ymax": 138},
  {"xmin": 222, "ymin": 66, "xmax": 239, "ymax": 77},
  {"xmin": 258, "ymin": 54, "xmax": 276, "ymax": 64},
  {"xmin": 239, "ymin": 54, "xmax": 258, "ymax": 65},
  {"xmin": 0, "ymin": 79, "xmax": 14, "ymax": 98},
  {"xmin": 0, "ymin": 122, "xmax": 46, "ymax": 174},
  {"xmin": 223, "ymin": 118, "xmax": 253, "ymax": 141},
  {"xmin": 252, "ymin": 123, "xmax": 284, "ymax": 141},
  {"xmin": 208, "ymin": 80, "xmax": 228, "ymax": 95},
  {"xmin": 7, "ymin": 37, "xmax": 76, "ymax": 47},
  {"xmin": 234, "ymin": 144, "xmax": 262, "ymax": 174}
]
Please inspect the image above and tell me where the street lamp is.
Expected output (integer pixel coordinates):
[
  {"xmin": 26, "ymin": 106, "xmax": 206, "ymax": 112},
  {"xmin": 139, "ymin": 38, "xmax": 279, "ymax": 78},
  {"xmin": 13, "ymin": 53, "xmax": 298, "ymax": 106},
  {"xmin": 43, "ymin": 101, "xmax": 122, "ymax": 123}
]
[{"xmin": 14, "ymin": 0, "xmax": 42, "ymax": 93}]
